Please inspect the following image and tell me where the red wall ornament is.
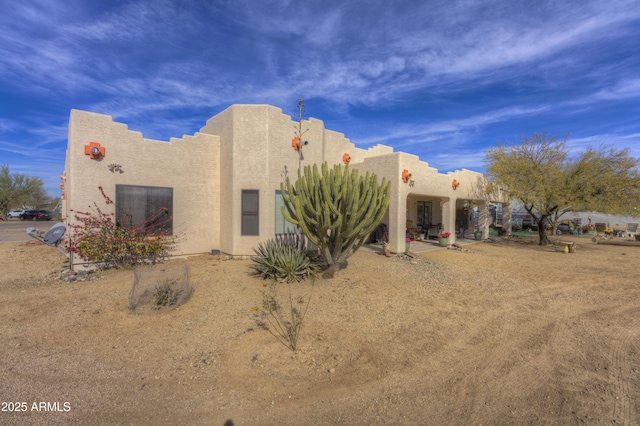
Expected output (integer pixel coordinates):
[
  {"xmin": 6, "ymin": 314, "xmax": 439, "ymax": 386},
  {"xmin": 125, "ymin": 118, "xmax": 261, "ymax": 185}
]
[
  {"xmin": 402, "ymin": 169, "xmax": 412, "ymax": 183},
  {"xmin": 84, "ymin": 141, "xmax": 105, "ymax": 159},
  {"xmin": 452, "ymin": 179, "xmax": 460, "ymax": 190},
  {"xmin": 343, "ymin": 153, "xmax": 351, "ymax": 164}
]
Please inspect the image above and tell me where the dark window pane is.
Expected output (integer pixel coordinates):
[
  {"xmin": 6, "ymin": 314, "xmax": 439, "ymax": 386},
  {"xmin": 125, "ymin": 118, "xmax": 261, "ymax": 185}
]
[
  {"xmin": 116, "ymin": 185, "xmax": 173, "ymax": 235},
  {"xmin": 145, "ymin": 186, "xmax": 173, "ymax": 234},
  {"xmin": 242, "ymin": 190, "xmax": 259, "ymax": 236}
]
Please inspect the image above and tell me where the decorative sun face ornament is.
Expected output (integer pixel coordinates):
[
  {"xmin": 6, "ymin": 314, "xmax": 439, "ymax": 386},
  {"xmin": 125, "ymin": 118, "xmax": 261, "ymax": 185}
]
[
  {"xmin": 402, "ymin": 169, "xmax": 412, "ymax": 183},
  {"xmin": 343, "ymin": 153, "xmax": 351, "ymax": 164},
  {"xmin": 84, "ymin": 141, "xmax": 105, "ymax": 159},
  {"xmin": 292, "ymin": 136, "xmax": 301, "ymax": 151},
  {"xmin": 452, "ymin": 179, "xmax": 460, "ymax": 190}
]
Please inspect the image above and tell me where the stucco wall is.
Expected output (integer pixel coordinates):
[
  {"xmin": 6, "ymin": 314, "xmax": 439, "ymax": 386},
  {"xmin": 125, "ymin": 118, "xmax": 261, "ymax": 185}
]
[
  {"xmin": 65, "ymin": 104, "xmax": 487, "ymax": 258},
  {"xmin": 199, "ymin": 104, "xmax": 402, "ymax": 255},
  {"xmin": 65, "ymin": 110, "xmax": 220, "ymax": 263}
]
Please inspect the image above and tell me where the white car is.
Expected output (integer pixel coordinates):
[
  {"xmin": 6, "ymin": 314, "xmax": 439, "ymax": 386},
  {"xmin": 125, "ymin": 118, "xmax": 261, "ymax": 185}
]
[{"xmin": 7, "ymin": 209, "xmax": 25, "ymax": 219}]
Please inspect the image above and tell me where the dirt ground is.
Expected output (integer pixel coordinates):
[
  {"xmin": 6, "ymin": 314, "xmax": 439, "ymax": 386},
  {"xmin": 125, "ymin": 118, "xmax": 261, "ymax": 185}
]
[{"xmin": 1, "ymin": 235, "xmax": 639, "ymax": 425}]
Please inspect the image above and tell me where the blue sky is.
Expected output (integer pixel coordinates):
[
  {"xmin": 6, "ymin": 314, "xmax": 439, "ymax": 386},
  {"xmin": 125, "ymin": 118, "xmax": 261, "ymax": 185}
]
[{"xmin": 1, "ymin": 0, "xmax": 639, "ymax": 197}]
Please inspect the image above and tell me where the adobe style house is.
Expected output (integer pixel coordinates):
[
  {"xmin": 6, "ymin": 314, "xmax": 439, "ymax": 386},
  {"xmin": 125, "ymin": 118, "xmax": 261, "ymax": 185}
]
[{"xmin": 63, "ymin": 104, "xmax": 505, "ymax": 264}]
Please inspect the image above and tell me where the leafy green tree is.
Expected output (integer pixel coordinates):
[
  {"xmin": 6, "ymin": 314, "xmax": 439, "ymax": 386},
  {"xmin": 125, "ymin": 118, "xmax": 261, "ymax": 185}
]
[
  {"xmin": 0, "ymin": 165, "xmax": 45, "ymax": 217},
  {"xmin": 281, "ymin": 162, "xmax": 391, "ymax": 277},
  {"xmin": 24, "ymin": 186, "xmax": 51, "ymax": 210},
  {"xmin": 485, "ymin": 132, "xmax": 640, "ymax": 245}
]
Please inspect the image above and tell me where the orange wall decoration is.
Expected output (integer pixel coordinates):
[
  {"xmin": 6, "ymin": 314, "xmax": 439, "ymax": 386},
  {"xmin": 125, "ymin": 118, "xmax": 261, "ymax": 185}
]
[
  {"xmin": 402, "ymin": 169, "xmax": 412, "ymax": 183},
  {"xmin": 291, "ymin": 136, "xmax": 300, "ymax": 151},
  {"xmin": 60, "ymin": 171, "xmax": 66, "ymax": 200},
  {"xmin": 342, "ymin": 153, "xmax": 351, "ymax": 164},
  {"xmin": 84, "ymin": 141, "xmax": 105, "ymax": 159},
  {"xmin": 452, "ymin": 179, "xmax": 460, "ymax": 190}
]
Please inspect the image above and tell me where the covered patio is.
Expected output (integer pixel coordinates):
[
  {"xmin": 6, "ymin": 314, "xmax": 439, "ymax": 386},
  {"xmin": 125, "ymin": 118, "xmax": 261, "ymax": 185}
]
[{"xmin": 351, "ymin": 151, "xmax": 510, "ymax": 254}]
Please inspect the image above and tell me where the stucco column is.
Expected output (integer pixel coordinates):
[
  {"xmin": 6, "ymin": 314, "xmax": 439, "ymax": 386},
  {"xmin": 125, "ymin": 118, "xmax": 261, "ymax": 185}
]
[
  {"xmin": 441, "ymin": 198, "xmax": 455, "ymax": 243},
  {"xmin": 502, "ymin": 200, "xmax": 512, "ymax": 235},
  {"xmin": 389, "ymin": 192, "xmax": 406, "ymax": 254},
  {"xmin": 478, "ymin": 201, "xmax": 490, "ymax": 239}
]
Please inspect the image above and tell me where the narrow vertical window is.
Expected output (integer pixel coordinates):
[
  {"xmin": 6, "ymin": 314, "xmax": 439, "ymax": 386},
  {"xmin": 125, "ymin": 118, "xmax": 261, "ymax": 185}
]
[
  {"xmin": 275, "ymin": 190, "xmax": 297, "ymax": 234},
  {"xmin": 241, "ymin": 190, "xmax": 259, "ymax": 236}
]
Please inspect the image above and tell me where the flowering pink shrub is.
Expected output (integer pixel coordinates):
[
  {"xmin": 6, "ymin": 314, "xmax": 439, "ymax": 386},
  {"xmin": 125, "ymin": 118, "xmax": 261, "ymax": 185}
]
[
  {"xmin": 437, "ymin": 231, "xmax": 451, "ymax": 238},
  {"xmin": 68, "ymin": 187, "xmax": 175, "ymax": 269}
]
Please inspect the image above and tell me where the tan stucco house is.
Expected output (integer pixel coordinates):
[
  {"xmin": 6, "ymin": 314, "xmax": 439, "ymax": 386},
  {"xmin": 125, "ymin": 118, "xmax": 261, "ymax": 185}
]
[{"xmin": 63, "ymin": 104, "xmax": 505, "ymax": 265}]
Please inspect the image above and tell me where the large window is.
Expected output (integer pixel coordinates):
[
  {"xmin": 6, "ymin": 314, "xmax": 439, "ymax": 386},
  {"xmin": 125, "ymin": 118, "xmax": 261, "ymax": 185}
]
[
  {"xmin": 275, "ymin": 190, "xmax": 297, "ymax": 234},
  {"xmin": 115, "ymin": 185, "xmax": 173, "ymax": 235},
  {"xmin": 241, "ymin": 190, "xmax": 259, "ymax": 236}
]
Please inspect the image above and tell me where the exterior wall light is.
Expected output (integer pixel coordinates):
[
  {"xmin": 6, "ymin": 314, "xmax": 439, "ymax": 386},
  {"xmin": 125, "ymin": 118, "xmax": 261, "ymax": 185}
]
[
  {"xmin": 84, "ymin": 141, "xmax": 105, "ymax": 159},
  {"xmin": 292, "ymin": 137, "xmax": 308, "ymax": 151}
]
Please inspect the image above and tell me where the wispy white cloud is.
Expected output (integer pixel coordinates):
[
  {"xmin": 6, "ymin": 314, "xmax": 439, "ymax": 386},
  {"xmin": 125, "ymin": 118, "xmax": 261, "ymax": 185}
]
[
  {"xmin": 355, "ymin": 104, "xmax": 552, "ymax": 148},
  {"xmin": 0, "ymin": 140, "xmax": 62, "ymax": 157},
  {"xmin": 0, "ymin": 119, "xmax": 18, "ymax": 133},
  {"xmin": 566, "ymin": 133, "xmax": 640, "ymax": 156},
  {"xmin": 575, "ymin": 78, "xmax": 640, "ymax": 104}
]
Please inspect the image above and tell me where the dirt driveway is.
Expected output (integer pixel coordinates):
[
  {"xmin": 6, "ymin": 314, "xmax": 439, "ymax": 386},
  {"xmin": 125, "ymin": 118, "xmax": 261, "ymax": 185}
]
[{"xmin": 1, "ymin": 235, "xmax": 639, "ymax": 425}]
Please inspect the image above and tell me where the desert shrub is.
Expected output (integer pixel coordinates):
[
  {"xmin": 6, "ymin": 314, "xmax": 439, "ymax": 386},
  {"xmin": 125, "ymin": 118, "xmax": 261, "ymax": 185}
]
[
  {"xmin": 69, "ymin": 187, "xmax": 175, "ymax": 269},
  {"xmin": 130, "ymin": 263, "xmax": 192, "ymax": 312},
  {"xmin": 253, "ymin": 279, "xmax": 314, "ymax": 351},
  {"xmin": 250, "ymin": 236, "xmax": 319, "ymax": 282},
  {"xmin": 153, "ymin": 278, "xmax": 182, "ymax": 308}
]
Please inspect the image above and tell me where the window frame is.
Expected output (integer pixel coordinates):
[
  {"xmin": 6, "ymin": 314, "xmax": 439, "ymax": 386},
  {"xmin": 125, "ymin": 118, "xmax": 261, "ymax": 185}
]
[
  {"xmin": 115, "ymin": 184, "xmax": 173, "ymax": 235},
  {"xmin": 241, "ymin": 189, "xmax": 260, "ymax": 236},
  {"xmin": 275, "ymin": 189, "xmax": 297, "ymax": 235}
]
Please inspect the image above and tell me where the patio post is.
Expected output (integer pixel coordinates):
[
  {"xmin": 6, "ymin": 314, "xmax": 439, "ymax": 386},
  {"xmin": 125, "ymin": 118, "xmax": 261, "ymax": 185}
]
[
  {"xmin": 479, "ymin": 200, "xmax": 490, "ymax": 239},
  {"xmin": 441, "ymin": 198, "xmax": 455, "ymax": 243}
]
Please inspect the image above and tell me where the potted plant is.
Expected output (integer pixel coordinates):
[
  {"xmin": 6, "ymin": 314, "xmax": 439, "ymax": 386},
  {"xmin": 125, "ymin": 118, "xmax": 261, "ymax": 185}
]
[
  {"xmin": 406, "ymin": 237, "xmax": 411, "ymax": 252},
  {"xmin": 474, "ymin": 230, "xmax": 483, "ymax": 240},
  {"xmin": 438, "ymin": 231, "xmax": 451, "ymax": 247}
]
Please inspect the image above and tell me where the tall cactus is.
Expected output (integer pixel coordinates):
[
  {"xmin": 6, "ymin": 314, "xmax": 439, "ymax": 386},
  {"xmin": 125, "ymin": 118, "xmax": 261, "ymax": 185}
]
[{"xmin": 281, "ymin": 162, "xmax": 391, "ymax": 277}]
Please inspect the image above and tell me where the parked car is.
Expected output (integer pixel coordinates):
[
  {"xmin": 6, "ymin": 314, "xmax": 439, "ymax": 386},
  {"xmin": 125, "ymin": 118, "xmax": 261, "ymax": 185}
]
[
  {"xmin": 20, "ymin": 210, "xmax": 52, "ymax": 221},
  {"xmin": 7, "ymin": 209, "xmax": 26, "ymax": 219}
]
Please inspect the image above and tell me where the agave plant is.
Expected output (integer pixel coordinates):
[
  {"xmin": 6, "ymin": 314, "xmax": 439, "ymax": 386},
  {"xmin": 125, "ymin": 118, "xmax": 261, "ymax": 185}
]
[{"xmin": 250, "ymin": 237, "xmax": 318, "ymax": 282}]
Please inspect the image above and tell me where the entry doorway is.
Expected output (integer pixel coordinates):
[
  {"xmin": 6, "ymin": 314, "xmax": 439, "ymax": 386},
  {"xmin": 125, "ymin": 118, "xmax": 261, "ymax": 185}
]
[
  {"xmin": 455, "ymin": 204, "xmax": 476, "ymax": 238},
  {"xmin": 416, "ymin": 201, "xmax": 432, "ymax": 229}
]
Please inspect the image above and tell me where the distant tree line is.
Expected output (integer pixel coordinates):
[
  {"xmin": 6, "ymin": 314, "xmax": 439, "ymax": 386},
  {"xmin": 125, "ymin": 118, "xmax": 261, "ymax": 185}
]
[{"xmin": 0, "ymin": 164, "xmax": 54, "ymax": 218}]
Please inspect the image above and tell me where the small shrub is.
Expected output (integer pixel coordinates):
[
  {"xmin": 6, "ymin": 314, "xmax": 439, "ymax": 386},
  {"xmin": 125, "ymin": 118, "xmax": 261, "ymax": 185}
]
[
  {"xmin": 153, "ymin": 278, "xmax": 182, "ymax": 308},
  {"xmin": 69, "ymin": 187, "xmax": 175, "ymax": 269},
  {"xmin": 250, "ymin": 237, "xmax": 319, "ymax": 282},
  {"xmin": 253, "ymin": 279, "xmax": 314, "ymax": 351},
  {"xmin": 129, "ymin": 263, "xmax": 192, "ymax": 312}
]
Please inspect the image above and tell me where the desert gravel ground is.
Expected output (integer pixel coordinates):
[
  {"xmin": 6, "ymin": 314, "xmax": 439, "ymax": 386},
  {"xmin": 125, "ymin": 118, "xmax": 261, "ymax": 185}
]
[{"xmin": 1, "ymin": 234, "xmax": 639, "ymax": 425}]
